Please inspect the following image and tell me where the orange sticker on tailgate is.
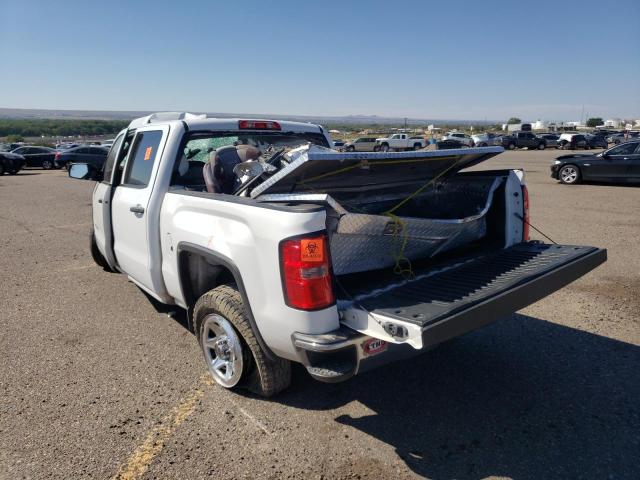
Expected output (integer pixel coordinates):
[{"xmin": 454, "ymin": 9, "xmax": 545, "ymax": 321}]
[
  {"xmin": 144, "ymin": 146, "xmax": 153, "ymax": 161},
  {"xmin": 300, "ymin": 238, "xmax": 324, "ymax": 262}
]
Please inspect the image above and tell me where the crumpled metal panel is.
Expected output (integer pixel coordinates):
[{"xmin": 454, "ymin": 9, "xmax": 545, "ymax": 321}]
[
  {"xmin": 329, "ymin": 177, "xmax": 502, "ymax": 275},
  {"xmin": 330, "ymin": 218, "xmax": 486, "ymax": 275}
]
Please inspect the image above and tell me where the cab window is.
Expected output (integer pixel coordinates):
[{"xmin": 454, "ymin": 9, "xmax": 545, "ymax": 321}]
[{"xmin": 122, "ymin": 131, "xmax": 163, "ymax": 187}]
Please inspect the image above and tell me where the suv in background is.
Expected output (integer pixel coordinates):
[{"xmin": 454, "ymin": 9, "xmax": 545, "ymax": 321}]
[
  {"xmin": 539, "ymin": 134, "xmax": 560, "ymax": 148},
  {"xmin": 442, "ymin": 132, "xmax": 474, "ymax": 146},
  {"xmin": 343, "ymin": 137, "xmax": 378, "ymax": 152},
  {"xmin": 471, "ymin": 133, "xmax": 501, "ymax": 147},
  {"xmin": 558, "ymin": 133, "xmax": 588, "ymax": 150},
  {"xmin": 501, "ymin": 131, "xmax": 547, "ymax": 150}
]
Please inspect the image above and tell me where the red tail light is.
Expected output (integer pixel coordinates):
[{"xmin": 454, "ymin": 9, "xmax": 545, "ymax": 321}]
[
  {"xmin": 238, "ymin": 120, "xmax": 281, "ymax": 130},
  {"xmin": 522, "ymin": 185, "xmax": 530, "ymax": 241},
  {"xmin": 280, "ymin": 234, "xmax": 334, "ymax": 310},
  {"xmin": 55, "ymin": 152, "xmax": 61, "ymax": 160}
]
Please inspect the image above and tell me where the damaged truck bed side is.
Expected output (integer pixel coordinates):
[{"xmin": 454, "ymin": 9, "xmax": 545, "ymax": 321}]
[{"xmin": 69, "ymin": 113, "xmax": 606, "ymax": 396}]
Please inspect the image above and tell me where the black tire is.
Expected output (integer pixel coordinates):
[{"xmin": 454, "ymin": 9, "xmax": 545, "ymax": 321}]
[
  {"xmin": 8, "ymin": 169, "xmax": 19, "ymax": 175},
  {"xmin": 537, "ymin": 143, "xmax": 546, "ymax": 150},
  {"xmin": 558, "ymin": 164, "xmax": 581, "ymax": 185},
  {"xmin": 42, "ymin": 160, "xmax": 53, "ymax": 170},
  {"xmin": 479, "ymin": 142, "xmax": 488, "ymax": 147},
  {"xmin": 508, "ymin": 143, "xmax": 516, "ymax": 150},
  {"xmin": 413, "ymin": 143, "xmax": 422, "ymax": 150},
  {"xmin": 380, "ymin": 143, "xmax": 390, "ymax": 152},
  {"xmin": 560, "ymin": 141, "xmax": 568, "ymax": 150},
  {"xmin": 346, "ymin": 146, "xmax": 355, "ymax": 152},
  {"xmin": 194, "ymin": 285, "xmax": 291, "ymax": 397},
  {"xmin": 90, "ymin": 230, "xmax": 112, "ymax": 271}
]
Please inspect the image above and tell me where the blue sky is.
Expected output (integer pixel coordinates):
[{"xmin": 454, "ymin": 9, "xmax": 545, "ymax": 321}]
[{"xmin": 1, "ymin": 0, "xmax": 638, "ymax": 121}]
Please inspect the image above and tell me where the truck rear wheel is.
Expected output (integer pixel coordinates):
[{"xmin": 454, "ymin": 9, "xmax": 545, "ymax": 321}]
[
  {"xmin": 380, "ymin": 143, "xmax": 390, "ymax": 152},
  {"xmin": 194, "ymin": 285, "xmax": 291, "ymax": 397},
  {"xmin": 508, "ymin": 143, "xmax": 516, "ymax": 150},
  {"xmin": 413, "ymin": 143, "xmax": 422, "ymax": 150},
  {"xmin": 537, "ymin": 143, "xmax": 546, "ymax": 150}
]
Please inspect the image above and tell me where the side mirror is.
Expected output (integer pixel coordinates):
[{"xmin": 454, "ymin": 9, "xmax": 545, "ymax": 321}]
[{"xmin": 68, "ymin": 163, "xmax": 102, "ymax": 181}]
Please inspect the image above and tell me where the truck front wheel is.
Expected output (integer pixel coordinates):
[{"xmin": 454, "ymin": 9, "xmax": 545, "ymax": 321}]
[
  {"xmin": 194, "ymin": 285, "xmax": 291, "ymax": 397},
  {"xmin": 90, "ymin": 230, "xmax": 112, "ymax": 271}
]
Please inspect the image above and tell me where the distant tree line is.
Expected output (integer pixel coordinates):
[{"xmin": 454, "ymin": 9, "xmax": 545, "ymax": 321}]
[{"xmin": 0, "ymin": 119, "xmax": 129, "ymax": 138}]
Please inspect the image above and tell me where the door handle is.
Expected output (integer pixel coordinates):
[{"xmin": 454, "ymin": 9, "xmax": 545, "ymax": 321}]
[{"xmin": 130, "ymin": 205, "xmax": 145, "ymax": 214}]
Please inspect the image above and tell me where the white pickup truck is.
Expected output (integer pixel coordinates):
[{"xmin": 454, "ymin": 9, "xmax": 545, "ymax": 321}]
[
  {"xmin": 375, "ymin": 133, "xmax": 426, "ymax": 152},
  {"xmin": 69, "ymin": 112, "xmax": 606, "ymax": 397}
]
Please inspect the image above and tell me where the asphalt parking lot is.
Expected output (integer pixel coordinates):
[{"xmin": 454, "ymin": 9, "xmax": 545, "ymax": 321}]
[{"xmin": 1, "ymin": 149, "xmax": 638, "ymax": 480}]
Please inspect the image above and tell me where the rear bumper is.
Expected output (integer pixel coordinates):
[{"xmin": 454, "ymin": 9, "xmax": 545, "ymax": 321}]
[
  {"xmin": 294, "ymin": 243, "xmax": 606, "ymax": 382},
  {"xmin": 292, "ymin": 328, "xmax": 421, "ymax": 383}
]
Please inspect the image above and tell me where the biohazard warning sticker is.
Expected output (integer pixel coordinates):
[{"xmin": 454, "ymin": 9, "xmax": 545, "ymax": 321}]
[
  {"xmin": 300, "ymin": 238, "xmax": 324, "ymax": 262},
  {"xmin": 144, "ymin": 146, "xmax": 153, "ymax": 161}
]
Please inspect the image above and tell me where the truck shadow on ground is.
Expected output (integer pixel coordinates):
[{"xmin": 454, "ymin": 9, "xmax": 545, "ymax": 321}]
[{"xmin": 280, "ymin": 314, "xmax": 639, "ymax": 479}]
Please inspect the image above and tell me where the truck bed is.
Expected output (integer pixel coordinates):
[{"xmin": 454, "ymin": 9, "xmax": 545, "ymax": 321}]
[{"xmin": 344, "ymin": 242, "xmax": 606, "ymax": 348}]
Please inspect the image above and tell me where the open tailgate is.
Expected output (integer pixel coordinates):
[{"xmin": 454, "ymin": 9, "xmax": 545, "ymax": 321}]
[{"xmin": 340, "ymin": 242, "xmax": 606, "ymax": 349}]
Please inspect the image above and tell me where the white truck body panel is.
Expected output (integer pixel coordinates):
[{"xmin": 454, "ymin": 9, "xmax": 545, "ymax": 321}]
[{"xmin": 159, "ymin": 192, "xmax": 340, "ymax": 359}]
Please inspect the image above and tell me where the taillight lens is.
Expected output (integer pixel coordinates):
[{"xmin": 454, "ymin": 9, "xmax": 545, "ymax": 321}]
[
  {"xmin": 55, "ymin": 152, "xmax": 61, "ymax": 160},
  {"xmin": 280, "ymin": 234, "xmax": 334, "ymax": 310},
  {"xmin": 522, "ymin": 185, "xmax": 530, "ymax": 241}
]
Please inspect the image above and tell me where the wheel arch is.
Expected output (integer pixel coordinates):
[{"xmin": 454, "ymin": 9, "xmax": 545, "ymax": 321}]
[{"xmin": 176, "ymin": 242, "xmax": 276, "ymax": 361}]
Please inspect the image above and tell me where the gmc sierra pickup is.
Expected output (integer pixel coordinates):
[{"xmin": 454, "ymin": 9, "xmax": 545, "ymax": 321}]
[{"xmin": 68, "ymin": 112, "xmax": 606, "ymax": 397}]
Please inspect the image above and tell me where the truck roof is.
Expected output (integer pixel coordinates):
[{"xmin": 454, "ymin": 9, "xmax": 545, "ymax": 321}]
[{"xmin": 127, "ymin": 112, "xmax": 324, "ymax": 134}]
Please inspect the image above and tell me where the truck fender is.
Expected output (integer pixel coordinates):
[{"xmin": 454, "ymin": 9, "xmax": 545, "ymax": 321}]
[{"xmin": 176, "ymin": 242, "xmax": 276, "ymax": 361}]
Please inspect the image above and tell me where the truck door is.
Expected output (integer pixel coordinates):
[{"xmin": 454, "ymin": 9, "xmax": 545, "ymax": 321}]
[
  {"xmin": 110, "ymin": 126, "xmax": 169, "ymax": 292},
  {"xmin": 92, "ymin": 131, "xmax": 126, "ymax": 270}
]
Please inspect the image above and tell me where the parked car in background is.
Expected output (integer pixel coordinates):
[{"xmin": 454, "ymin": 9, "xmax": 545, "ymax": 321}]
[
  {"xmin": 11, "ymin": 146, "xmax": 57, "ymax": 169},
  {"xmin": 500, "ymin": 131, "xmax": 547, "ymax": 150},
  {"xmin": 101, "ymin": 139, "xmax": 115, "ymax": 149},
  {"xmin": 0, "ymin": 151, "xmax": 25, "ymax": 175},
  {"xmin": 558, "ymin": 133, "xmax": 588, "ymax": 150},
  {"xmin": 1, "ymin": 143, "xmax": 20, "ymax": 152},
  {"xmin": 471, "ymin": 133, "xmax": 501, "ymax": 147},
  {"xmin": 436, "ymin": 139, "xmax": 467, "ymax": 149},
  {"xmin": 551, "ymin": 140, "xmax": 640, "ymax": 184},
  {"xmin": 441, "ymin": 132, "xmax": 474, "ymax": 146},
  {"xmin": 54, "ymin": 145, "xmax": 109, "ymax": 170},
  {"xmin": 375, "ymin": 133, "xmax": 427, "ymax": 151},
  {"xmin": 585, "ymin": 133, "xmax": 608, "ymax": 149},
  {"xmin": 343, "ymin": 137, "xmax": 378, "ymax": 152},
  {"xmin": 539, "ymin": 134, "xmax": 560, "ymax": 148},
  {"xmin": 55, "ymin": 143, "xmax": 81, "ymax": 150},
  {"xmin": 332, "ymin": 139, "xmax": 346, "ymax": 149}
]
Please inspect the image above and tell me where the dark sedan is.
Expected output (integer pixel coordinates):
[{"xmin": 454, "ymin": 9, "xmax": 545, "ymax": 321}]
[
  {"xmin": 551, "ymin": 141, "xmax": 640, "ymax": 184},
  {"xmin": 0, "ymin": 151, "xmax": 25, "ymax": 175},
  {"xmin": 10, "ymin": 146, "xmax": 57, "ymax": 169},
  {"xmin": 54, "ymin": 145, "xmax": 108, "ymax": 170}
]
